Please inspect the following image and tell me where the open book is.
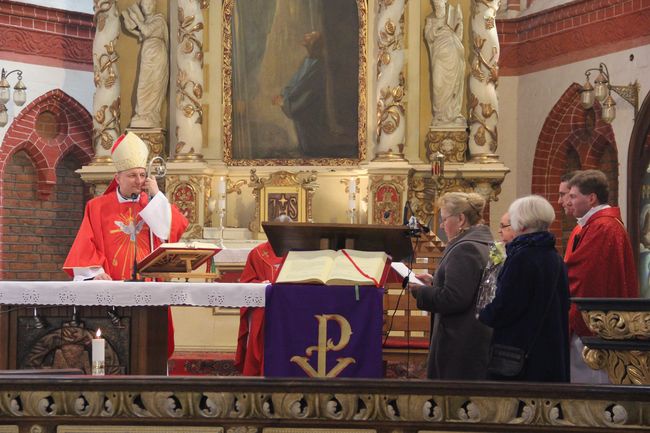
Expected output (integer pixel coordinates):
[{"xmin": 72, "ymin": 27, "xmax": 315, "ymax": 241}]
[
  {"xmin": 138, "ymin": 241, "xmax": 221, "ymax": 274},
  {"xmin": 275, "ymin": 249, "xmax": 391, "ymax": 286}
]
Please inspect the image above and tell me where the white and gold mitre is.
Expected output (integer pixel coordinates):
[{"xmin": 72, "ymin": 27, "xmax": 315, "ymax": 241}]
[{"xmin": 110, "ymin": 132, "xmax": 149, "ymax": 172}]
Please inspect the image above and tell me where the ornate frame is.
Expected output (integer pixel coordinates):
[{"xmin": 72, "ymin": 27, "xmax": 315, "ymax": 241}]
[
  {"xmin": 222, "ymin": 0, "xmax": 367, "ymax": 166},
  {"xmin": 249, "ymin": 169, "xmax": 318, "ymax": 233}
]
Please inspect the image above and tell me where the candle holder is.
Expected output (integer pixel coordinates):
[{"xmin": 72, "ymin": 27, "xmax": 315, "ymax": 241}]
[
  {"xmin": 347, "ymin": 207, "xmax": 357, "ymax": 224},
  {"xmin": 92, "ymin": 360, "xmax": 105, "ymax": 376},
  {"xmin": 215, "ymin": 207, "xmax": 226, "ymax": 249}
]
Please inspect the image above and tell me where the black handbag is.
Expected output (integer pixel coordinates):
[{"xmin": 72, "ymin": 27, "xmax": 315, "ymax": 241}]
[
  {"xmin": 487, "ymin": 256, "xmax": 562, "ymax": 378},
  {"xmin": 487, "ymin": 343, "xmax": 526, "ymax": 377}
]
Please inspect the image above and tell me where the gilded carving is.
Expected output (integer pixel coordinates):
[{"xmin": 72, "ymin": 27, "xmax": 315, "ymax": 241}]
[
  {"xmin": 581, "ymin": 310, "xmax": 650, "ymax": 340},
  {"xmin": 425, "ymin": 129, "xmax": 467, "ymax": 163},
  {"xmin": 377, "ymin": 73, "xmax": 406, "ymax": 144},
  {"xmin": 0, "ymin": 387, "xmax": 648, "ymax": 429},
  {"xmin": 583, "ymin": 348, "xmax": 650, "ymax": 385},
  {"xmin": 132, "ymin": 129, "xmax": 165, "ymax": 158},
  {"xmin": 249, "ymin": 170, "xmax": 318, "ymax": 232},
  {"xmin": 368, "ymin": 175, "xmax": 405, "ymax": 225},
  {"xmin": 176, "ymin": 69, "xmax": 204, "ymax": 126},
  {"xmin": 166, "ymin": 175, "xmax": 211, "ymax": 239},
  {"xmin": 94, "ymin": 97, "xmax": 121, "ymax": 151},
  {"xmin": 178, "ymin": 7, "xmax": 204, "ymax": 63}
]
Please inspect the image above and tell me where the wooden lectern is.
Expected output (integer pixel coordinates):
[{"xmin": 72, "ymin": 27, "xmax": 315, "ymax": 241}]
[{"xmin": 262, "ymin": 222, "xmax": 414, "ymax": 261}]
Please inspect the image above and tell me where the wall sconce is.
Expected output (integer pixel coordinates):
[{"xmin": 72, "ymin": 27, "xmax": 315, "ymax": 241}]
[
  {"xmin": 0, "ymin": 68, "xmax": 27, "ymax": 127},
  {"xmin": 580, "ymin": 62, "xmax": 639, "ymax": 123}
]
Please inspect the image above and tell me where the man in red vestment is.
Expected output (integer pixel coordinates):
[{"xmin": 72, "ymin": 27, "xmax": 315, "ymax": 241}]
[
  {"xmin": 234, "ymin": 215, "xmax": 289, "ymax": 376},
  {"xmin": 63, "ymin": 132, "xmax": 188, "ymax": 356},
  {"xmin": 565, "ymin": 170, "xmax": 638, "ymax": 383},
  {"xmin": 558, "ymin": 171, "xmax": 582, "ymax": 261}
]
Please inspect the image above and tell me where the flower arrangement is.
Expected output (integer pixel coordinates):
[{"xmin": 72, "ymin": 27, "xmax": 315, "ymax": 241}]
[{"xmin": 489, "ymin": 242, "xmax": 506, "ymax": 265}]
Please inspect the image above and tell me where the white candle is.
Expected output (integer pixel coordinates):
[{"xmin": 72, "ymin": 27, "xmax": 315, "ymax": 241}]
[
  {"xmin": 218, "ymin": 176, "xmax": 226, "ymax": 194},
  {"xmin": 92, "ymin": 329, "xmax": 105, "ymax": 376},
  {"xmin": 218, "ymin": 198, "xmax": 226, "ymax": 211},
  {"xmin": 348, "ymin": 197, "xmax": 356, "ymax": 211}
]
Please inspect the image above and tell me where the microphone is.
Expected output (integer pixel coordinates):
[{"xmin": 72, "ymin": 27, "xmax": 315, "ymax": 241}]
[
  {"xmin": 402, "ymin": 201, "xmax": 409, "ymax": 225},
  {"xmin": 130, "ymin": 193, "xmax": 140, "ymax": 282},
  {"xmin": 405, "ymin": 201, "xmax": 431, "ymax": 236}
]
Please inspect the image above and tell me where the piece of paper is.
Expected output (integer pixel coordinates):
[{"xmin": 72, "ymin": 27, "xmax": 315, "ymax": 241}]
[{"xmin": 390, "ymin": 262, "xmax": 425, "ymax": 285}]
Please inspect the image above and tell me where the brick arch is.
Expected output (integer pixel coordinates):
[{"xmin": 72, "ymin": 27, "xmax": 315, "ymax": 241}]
[
  {"xmin": 532, "ymin": 83, "xmax": 617, "ymax": 250},
  {"xmin": 0, "ymin": 89, "xmax": 93, "ymax": 199}
]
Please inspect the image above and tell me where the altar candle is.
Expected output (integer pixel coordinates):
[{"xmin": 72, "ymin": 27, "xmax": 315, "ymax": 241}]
[{"xmin": 92, "ymin": 329, "xmax": 105, "ymax": 375}]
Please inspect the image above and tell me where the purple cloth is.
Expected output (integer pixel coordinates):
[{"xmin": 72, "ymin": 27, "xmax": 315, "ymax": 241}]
[{"xmin": 264, "ymin": 284, "xmax": 383, "ymax": 378}]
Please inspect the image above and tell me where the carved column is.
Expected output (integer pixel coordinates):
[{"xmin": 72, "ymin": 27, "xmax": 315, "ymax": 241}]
[
  {"xmin": 468, "ymin": 0, "xmax": 500, "ymax": 162},
  {"xmin": 173, "ymin": 0, "xmax": 205, "ymax": 161},
  {"xmin": 92, "ymin": 0, "xmax": 121, "ymax": 164},
  {"xmin": 374, "ymin": 0, "xmax": 407, "ymax": 161}
]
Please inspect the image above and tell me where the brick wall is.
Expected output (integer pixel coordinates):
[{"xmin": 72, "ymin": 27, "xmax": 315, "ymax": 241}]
[
  {"xmin": 0, "ymin": 89, "xmax": 93, "ymax": 280},
  {"xmin": 532, "ymin": 83, "xmax": 619, "ymax": 253},
  {"xmin": 1, "ymin": 151, "xmax": 86, "ymax": 280}
]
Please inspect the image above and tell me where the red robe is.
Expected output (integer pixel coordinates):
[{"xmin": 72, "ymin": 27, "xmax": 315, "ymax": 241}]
[
  {"xmin": 566, "ymin": 207, "xmax": 638, "ymax": 337},
  {"xmin": 234, "ymin": 242, "xmax": 282, "ymax": 376},
  {"xmin": 563, "ymin": 225, "xmax": 582, "ymax": 262},
  {"xmin": 63, "ymin": 190, "xmax": 188, "ymax": 356}
]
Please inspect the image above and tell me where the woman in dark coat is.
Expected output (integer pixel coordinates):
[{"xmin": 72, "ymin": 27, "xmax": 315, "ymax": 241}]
[
  {"xmin": 479, "ymin": 195, "xmax": 570, "ymax": 382},
  {"xmin": 410, "ymin": 192, "xmax": 493, "ymax": 380}
]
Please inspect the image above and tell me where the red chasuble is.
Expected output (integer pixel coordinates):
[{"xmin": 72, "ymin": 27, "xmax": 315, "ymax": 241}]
[
  {"xmin": 63, "ymin": 190, "xmax": 188, "ymax": 357},
  {"xmin": 234, "ymin": 242, "xmax": 282, "ymax": 376},
  {"xmin": 565, "ymin": 207, "xmax": 638, "ymax": 337},
  {"xmin": 64, "ymin": 192, "xmax": 188, "ymax": 280}
]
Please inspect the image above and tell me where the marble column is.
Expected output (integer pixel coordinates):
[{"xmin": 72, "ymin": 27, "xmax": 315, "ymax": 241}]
[
  {"xmin": 174, "ymin": 0, "xmax": 205, "ymax": 161},
  {"xmin": 468, "ymin": 0, "xmax": 500, "ymax": 161},
  {"xmin": 374, "ymin": 0, "xmax": 406, "ymax": 161},
  {"xmin": 92, "ymin": 0, "xmax": 121, "ymax": 164}
]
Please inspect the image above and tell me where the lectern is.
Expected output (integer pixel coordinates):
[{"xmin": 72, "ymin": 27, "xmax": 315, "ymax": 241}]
[{"xmin": 262, "ymin": 222, "xmax": 414, "ymax": 260}]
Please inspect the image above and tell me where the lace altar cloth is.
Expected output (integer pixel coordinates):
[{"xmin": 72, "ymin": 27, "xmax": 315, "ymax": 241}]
[{"xmin": 0, "ymin": 281, "xmax": 266, "ymax": 307}]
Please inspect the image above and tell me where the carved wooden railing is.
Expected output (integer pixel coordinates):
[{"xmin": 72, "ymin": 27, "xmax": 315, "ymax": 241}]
[{"xmin": 0, "ymin": 375, "xmax": 649, "ymax": 432}]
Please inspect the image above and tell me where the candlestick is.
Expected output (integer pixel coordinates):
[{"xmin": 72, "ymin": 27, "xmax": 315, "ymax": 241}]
[{"xmin": 92, "ymin": 328, "xmax": 105, "ymax": 376}]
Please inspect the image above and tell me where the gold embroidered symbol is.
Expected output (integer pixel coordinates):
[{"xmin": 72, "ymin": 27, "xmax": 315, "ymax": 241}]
[{"xmin": 290, "ymin": 314, "xmax": 356, "ymax": 377}]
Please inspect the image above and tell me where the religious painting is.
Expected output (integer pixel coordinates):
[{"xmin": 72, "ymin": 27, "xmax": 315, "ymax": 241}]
[{"xmin": 222, "ymin": 0, "xmax": 367, "ymax": 166}]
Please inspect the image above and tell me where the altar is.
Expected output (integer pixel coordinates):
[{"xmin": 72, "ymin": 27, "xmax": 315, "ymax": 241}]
[{"xmin": 0, "ymin": 281, "xmax": 266, "ymax": 375}]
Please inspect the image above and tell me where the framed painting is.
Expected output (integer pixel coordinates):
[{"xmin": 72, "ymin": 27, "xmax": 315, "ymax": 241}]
[{"xmin": 222, "ymin": 0, "xmax": 367, "ymax": 166}]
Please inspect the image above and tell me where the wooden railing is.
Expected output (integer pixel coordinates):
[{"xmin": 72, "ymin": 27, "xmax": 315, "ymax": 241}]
[{"xmin": 0, "ymin": 375, "xmax": 649, "ymax": 432}]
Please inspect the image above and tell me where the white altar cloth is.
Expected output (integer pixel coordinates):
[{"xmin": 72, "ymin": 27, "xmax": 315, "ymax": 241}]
[{"xmin": 0, "ymin": 281, "xmax": 266, "ymax": 307}]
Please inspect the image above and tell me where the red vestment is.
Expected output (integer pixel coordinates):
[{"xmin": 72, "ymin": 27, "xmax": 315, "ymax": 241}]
[
  {"xmin": 563, "ymin": 225, "xmax": 582, "ymax": 262},
  {"xmin": 63, "ymin": 190, "xmax": 188, "ymax": 356},
  {"xmin": 566, "ymin": 207, "xmax": 638, "ymax": 337},
  {"xmin": 234, "ymin": 242, "xmax": 282, "ymax": 376}
]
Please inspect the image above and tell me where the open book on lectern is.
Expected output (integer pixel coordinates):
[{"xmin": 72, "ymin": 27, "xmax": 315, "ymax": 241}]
[
  {"xmin": 274, "ymin": 249, "xmax": 391, "ymax": 287},
  {"xmin": 137, "ymin": 241, "xmax": 220, "ymax": 274}
]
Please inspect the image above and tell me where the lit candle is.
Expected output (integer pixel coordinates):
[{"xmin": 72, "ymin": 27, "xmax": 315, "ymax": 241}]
[{"xmin": 92, "ymin": 328, "xmax": 105, "ymax": 376}]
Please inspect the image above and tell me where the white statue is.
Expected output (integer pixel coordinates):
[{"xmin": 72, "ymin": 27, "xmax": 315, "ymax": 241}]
[
  {"xmin": 425, "ymin": 0, "xmax": 466, "ymax": 127},
  {"xmin": 122, "ymin": 0, "xmax": 169, "ymax": 128}
]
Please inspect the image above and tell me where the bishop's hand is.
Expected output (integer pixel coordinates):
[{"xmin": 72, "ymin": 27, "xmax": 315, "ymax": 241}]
[{"xmin": 144, "ymin": 176, "xmax": 159, "ymax": 197}]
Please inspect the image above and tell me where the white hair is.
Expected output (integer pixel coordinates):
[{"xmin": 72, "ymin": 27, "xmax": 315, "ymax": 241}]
[{"xmin": 508, "ymin": 195, "xmax": 555, "ymax": 233}]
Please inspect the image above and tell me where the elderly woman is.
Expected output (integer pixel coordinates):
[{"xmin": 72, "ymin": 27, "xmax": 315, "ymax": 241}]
[
  {"xmin": 479, "ymin": 195, "xmax": 570, "ymax": 382},
  {"xmin": 410, "ymin": 192, "xmax": 493, "ymax": 380}
]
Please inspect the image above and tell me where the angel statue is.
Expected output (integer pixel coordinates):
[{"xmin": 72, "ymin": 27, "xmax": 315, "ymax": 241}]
[
  {"xmin": 424, "ymin": 0, "xmax": 466, "ymax": 127},
  {"xmin": 121, "ymin": 0, "xmax": 169, "ymax": 128}
]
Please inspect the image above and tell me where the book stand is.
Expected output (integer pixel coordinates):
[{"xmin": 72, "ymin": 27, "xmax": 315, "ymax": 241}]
[{"xmin": 138, "ymin": 246, "xmax": 220, "ymax": 281}]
